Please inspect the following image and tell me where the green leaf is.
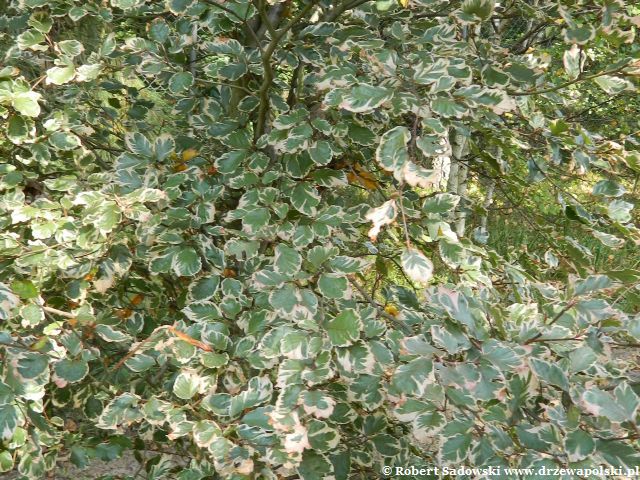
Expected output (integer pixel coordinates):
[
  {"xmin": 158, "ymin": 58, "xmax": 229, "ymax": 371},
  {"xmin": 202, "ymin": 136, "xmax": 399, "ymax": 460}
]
[
  {"xmin": 168, "ymin": 72, "xmax": 194, "ymax": 94},
  {"xmin": 124, "ymin": 353, "xmax": 156, "ymax": 373},
  {"xmin": 431, "ymin": 96, "xmax": 468, "ymax": 118},
  {"xmin": 328, "ymin": 256, "xmax": 370, "ymax": 274},
  {"xmin": 290, "ymin": 182, "xmax": 320, "ymax": 216},
  {"xmin": 608, "ymin": 199, "xmax": 633, "ymax": 223},
  {"xmin": 11, "ymin": 91, "xmax": 41, "ymax": 117},
  {"xmin": 317, "ymin": 273, "xmax": 349, "ymax": 299},
  {"xmin": 173, "ymin": 247, "xmax": 202, "ymax": 277},
  {"xmin": 347, "ymin": 124, "xmax": 376, "ymax": 145},
  {"xmin": 68, "ymin": 6, "xmax": 88, "ymax": 21},
  {"xmin": 11, "ymin": 280, "xmax": 38, "ymax": 299},
  {"xmin": 307, "ymin": 245, "xmax": 338, "ymax": 268},
  {"xmin": 95, "ymin": 324, "xmax": 131, "ymax": 343},
  {"xmin": 53, "ymin": 359, "xmax": 89, "ymax": 384},
  {"xmin": 339, "ymin": 84, "xmax": 393, "ymax": 113},
  {"xmin": 593, "ymin": 75, "xmax": 632, "ymax": 95},
  {"xmin": 0, "ymin": 404, "xmax": 20, "ymax": 440},
  {"xmin": 307, "ymin": 419, "xmax": 340, "ymax": 452},
  {"xmin": 309, "ymin": 141, "xmax": 334, "ymax": 166},
  {"xmin": 17, "ymin": 29, "xmax": 45, "ymax": 50},
  {"xmin": 392, "ymin": 358, "xmax": 433, "ymax": 396},
  {"xmin": 459, "ymin": 0, "xmax": 495, "ymax": 21},
  {"xmin": 564, "ymin": 24, "xmax": 595, "ymax": 44},
  {"xmin": 154, "ymin": 134, "xmax": 175, "ymax": 161},
  {"xmin": 593, "ymin": 230, "xmax": 625, "ymax": 248},
  {"xmin": 7, "ymin": 115, "xmax": 30, "ymax": 144},
  {"xmin": 298, "ymin": 451, "xmax": 333, "ymax": 480},
  {"xmin": 530, "ymin": 358, "xmax": 569, "ymax": 391},
  {"xmin": 372, "ymin": 433, "xmax": 400, "ymax": 457},
  {"xmin": 149, "ymin": 20, "xmax": 170, "ymax": 43},
  {"xmin": 0, "ymin": 450, "xmax": 14, "ymax": 472},
  {"xmin": 183, "ymin": 302, "xmax": 222, "ymax": 322},
  {"xmin": 189, "ymin": 276, "xmax": 220, "ymax": 301},
  {"xmin": 302, "ymin": 391, "xmax": 336, "ymax": 418},
  {"xmin": 613, "ymin": 382, "xmax": 640, "ymax": 421},
  {"xmin": 274, "ymin": 244, "xmax": 302, "ymax": 276},
  {"xmin": 125, "ymin": 132, "xmax": 153, "ymax": 157},
  {"xmin": 49, "ymin": 131, "xmax": 81, "ymax": 150},
  {"xmin": 97, "ymin": 393, "xmax": 142, "ymax": 430},
  {"xmin": 582, "ymin": 388, "xmax": 630, "ymax": 422},
  {"xmin": 173, "ymin": 371, "xmax": 200, "ymax": 400},
  {"xmin": 376, "ymin": 126, "xmax": 409, "ymax": 177},
  {"xmin": 242, "ymin": 207, "xmax": 271, "ymax": 233},
  {"xmin": 28, "ymin": 11, "xmax": 52, "ymax": 33},
  {"xmin": 595, "ymin": 440, "xmax": 640, "ymax": 468},
  {"xmin": 565, "ymin": 429, "xmax": 595, "ymax": 462},
  {"xmin": 569, "ymin": 346, "xmax": 596, "ymax": 372},
  {"xmin": 201, "ymin": 352, "xmax": 229, "ymax": 368},
  {"xmin": 20, "ymin": 304, "xmax": 44, "ymax": 327},
  {"xmin": 16, "ymin": 353, "xmax": 49, "ymax": 379},
  {"xmin": 401, "ymin": 249, "xmax": 433, "ymax": 284},
  {"xmin": 563, "ymin": 44, "xmax": 583, "ymax": 80},
  {"xmin": 168, "ymin": 0, "xmax": 195, "ymax": 14},
  {"xmin": 326, "ymin": 309, "xmax": 361, "ymax": 346},
  {"xmin": 57, "ymin": 40, "xmax": 84, "ymax": 57},
  {"xmin": 113, "ymin": 0, "xmax": 144, "ymax": 8},
  {"xmin": 46, "ymin": 64, "xmax": 76, "ymax": 85},
  {"xmin": 440, "ymin": 433, "xmax": 471, "ymax": 462},
  {"xmin": 218, "ymin": 63, "xmax": 248, "ymax": 81},
  {"xmin": 423, "ymin": 193, "xmax": 460, "ymax": 214},
  {"xmin": 593, "ymin": 180, "xmax": 625, "ymax": 197}
]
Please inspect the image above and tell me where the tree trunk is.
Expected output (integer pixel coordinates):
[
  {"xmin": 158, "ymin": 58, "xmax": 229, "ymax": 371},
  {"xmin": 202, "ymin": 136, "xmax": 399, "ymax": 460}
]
[{"xmin": 447, "ymin": 129, "xmax": 470, "ymax": 237}]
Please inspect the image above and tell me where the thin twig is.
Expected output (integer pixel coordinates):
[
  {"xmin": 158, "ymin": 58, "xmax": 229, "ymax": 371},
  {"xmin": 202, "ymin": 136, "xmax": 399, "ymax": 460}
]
[
  {"xmin": 508, "ymin": 62, "xmax": 631, "ymax": 97},
  {"xmin": 396, "ymin": 188, "xmax": 412, "ymax": 249},
  {"xmin": 348, "ymin": 275, "xmax": 412, "ymax": 335},
  {"xmin": 524, "ymin": 300, "xmax": 577, "ymax": 344},
  {"xmin": 43, "ymin": 306, "xmax": 76, "ymax": 319}
]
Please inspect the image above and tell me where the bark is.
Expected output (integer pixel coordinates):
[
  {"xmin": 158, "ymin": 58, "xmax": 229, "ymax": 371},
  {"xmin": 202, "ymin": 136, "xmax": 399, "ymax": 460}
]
[
  {"xmin": 447, "ymin": 129, "xmax": 470, "ymax": 237},
  {"xmin": 480, "ymin": 180, "xmax": 495, "ymax": 231},
  {"xmin": 189, "ymin": 24, "xmax": 198, "ymax": 78}
]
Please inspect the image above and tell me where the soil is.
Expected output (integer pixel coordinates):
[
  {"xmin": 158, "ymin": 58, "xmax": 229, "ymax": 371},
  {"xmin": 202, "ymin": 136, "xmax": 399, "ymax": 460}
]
[{"xmin": 5, "ymin": 452, "xmax": 142, "ymax": 480}]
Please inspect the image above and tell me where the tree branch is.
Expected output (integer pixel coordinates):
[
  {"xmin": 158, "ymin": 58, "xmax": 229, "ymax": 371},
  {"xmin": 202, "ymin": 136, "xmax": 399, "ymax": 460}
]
[
  {"xmin": 508, "ymin": 62, "xmax": 631, "ymax": 97},
  {"xmin": 348, "ymin": 275, "xmax": 412, "ymax": 335},
  {"xmin": 254, "ymin": 0, "xmax": 318, "ymax": 142}
]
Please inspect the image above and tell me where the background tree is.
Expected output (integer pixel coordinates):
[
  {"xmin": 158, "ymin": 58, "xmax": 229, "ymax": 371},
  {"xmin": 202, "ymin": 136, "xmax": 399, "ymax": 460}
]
[{"xmin": 1, "ymin": 0, "xmax": 640, "ymax": 478}]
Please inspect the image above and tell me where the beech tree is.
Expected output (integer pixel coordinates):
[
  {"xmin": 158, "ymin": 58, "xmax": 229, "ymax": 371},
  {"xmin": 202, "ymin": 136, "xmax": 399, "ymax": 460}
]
[{"xmin": 1, "ymin": 0, "xmax": 640, "ymax": 478}]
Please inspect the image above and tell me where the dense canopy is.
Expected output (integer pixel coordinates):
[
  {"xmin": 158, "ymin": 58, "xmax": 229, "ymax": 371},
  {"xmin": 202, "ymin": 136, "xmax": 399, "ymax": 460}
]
[{"xmin": 1, "ymin": 0, "xmax": 640, "ymax": 478}]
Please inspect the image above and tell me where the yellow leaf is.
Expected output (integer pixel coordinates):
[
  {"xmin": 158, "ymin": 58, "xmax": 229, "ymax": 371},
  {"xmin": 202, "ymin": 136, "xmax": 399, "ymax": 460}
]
[
  {"xmin": 131, "ymin": 294, "xmax": 145, "ymax": 306},
  {"xmin": 115, "ymin": 308, "xmax": 132, "ymax": 319},
  {"xmin": 347, "ymin": 163, "xmax": 379, "ymax": 190},
  {"xmin": 223, "ymin": 268, "xmax": 237, "ymax": 278},
  {"xmin": 398, "ymin": 0, "xmax": 409, "ymax": 7},
  {"xmin": 182, "ymin": 148, "xmax": 198, "ymax": 161},
  {"xmin": 384, "ymin": 304, "xmax": 400, "ymax": 317}
]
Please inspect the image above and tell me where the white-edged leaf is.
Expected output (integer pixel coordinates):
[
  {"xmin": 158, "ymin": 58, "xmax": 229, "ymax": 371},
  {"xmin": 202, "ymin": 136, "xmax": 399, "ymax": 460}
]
[
  {"xmin": 326, "ymin": 309, "xmax": 361, "ymax": 346},
  {"xmin": 274, "ymin": 244, "xmax": 302, "ymax": 276},
  {"xmin": 401, "ymin": 249, "xmax": 433, "ymax": 284},
  {"xmin": 172, "ymin": 247, "xmax": 202, "ymax": 277},
  {"xmin": 365, "ymin": 200, "xmax": 397, "ymax": 242},
  {"xmin": 11, "ymin": 91, "xmax": 41, "ymax": 117}
]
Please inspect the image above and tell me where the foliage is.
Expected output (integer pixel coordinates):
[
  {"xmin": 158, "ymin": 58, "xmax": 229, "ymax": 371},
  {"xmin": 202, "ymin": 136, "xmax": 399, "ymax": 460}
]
[{"xmin": 1, "ymin": 0, "xmax": 640, "ymax": 478}]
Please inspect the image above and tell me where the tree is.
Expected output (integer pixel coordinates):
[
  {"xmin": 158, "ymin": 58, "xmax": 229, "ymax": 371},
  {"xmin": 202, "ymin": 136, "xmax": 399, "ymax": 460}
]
[{"xmin": 1, "ymin": 0, "xmax": 640, "ymax": 478}]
